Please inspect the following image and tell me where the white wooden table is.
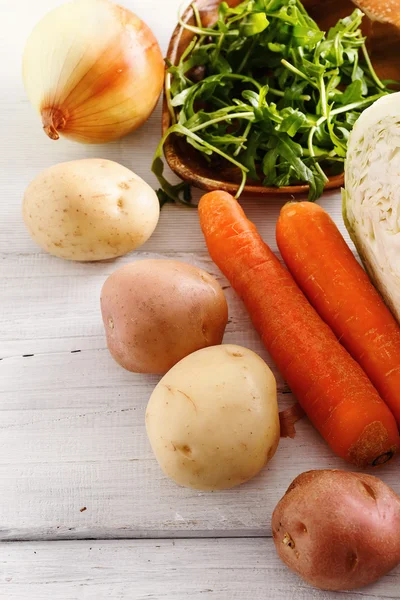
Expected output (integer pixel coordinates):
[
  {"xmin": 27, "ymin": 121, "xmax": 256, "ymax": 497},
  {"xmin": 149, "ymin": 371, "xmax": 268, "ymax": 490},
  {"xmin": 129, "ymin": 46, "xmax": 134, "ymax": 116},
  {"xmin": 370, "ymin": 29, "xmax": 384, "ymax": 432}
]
[{"xmin": 1, "ymin": 1, "xmax": 399, "ymax": 598}]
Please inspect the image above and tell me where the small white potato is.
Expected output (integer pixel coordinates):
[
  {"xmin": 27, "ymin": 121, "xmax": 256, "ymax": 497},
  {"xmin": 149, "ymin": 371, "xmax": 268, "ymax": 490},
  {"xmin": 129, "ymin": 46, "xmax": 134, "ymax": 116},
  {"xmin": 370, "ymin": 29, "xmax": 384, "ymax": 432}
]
[
  {"xmin": 23, "ymin": 158, "xmax": 159, "ymax": 261},
  {"xmin": 146, "ymin": 344, "xmax": 280, "ymax": 491}
]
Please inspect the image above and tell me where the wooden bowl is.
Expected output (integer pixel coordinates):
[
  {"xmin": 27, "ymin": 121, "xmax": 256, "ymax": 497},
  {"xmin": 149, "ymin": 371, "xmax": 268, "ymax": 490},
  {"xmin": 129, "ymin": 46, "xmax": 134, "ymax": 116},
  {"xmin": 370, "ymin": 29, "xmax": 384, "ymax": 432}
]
[{"xmin": 162, "ymin": 0, "xmax": 400, "ymax": 197}]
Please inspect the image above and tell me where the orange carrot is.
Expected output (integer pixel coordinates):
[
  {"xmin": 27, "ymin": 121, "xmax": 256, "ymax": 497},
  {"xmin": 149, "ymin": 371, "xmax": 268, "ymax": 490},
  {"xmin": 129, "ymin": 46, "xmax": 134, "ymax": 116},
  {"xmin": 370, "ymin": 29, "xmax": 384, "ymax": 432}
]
[
  {"xmin": 198, "ymin": 191, "xmax": 399, "ymax": 468},
  {"xmin": 276, "ymin": 201, "xmax": 400, "ymax": 427}
]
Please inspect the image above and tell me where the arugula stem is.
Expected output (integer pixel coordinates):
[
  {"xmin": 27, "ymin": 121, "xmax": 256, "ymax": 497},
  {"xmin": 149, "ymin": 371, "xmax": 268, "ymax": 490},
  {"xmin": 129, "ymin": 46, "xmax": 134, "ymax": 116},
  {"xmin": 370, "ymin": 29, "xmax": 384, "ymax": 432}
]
[
  {"xmin": 351, "ymin": 52, "xmax": 359, "ymax": 81},
  {"xmin": 361, "ymin": 44, "xmax": 385, "ymax": 90},
  {"xmin": 189, "ymin": 112, "xmax": 255, "ymax": 133},
  {"xmin": 227, "ymin": 11, "xmax": 253, "ymax": 25},
  {"xmin": 307, "ymin": 126, "xmax": 316, "ymax": 157},
  {"xmin": 235, "ymin": 170, "xmax": 248, "ymax": 199},
  {"xmin": 308, "ymin": 126, "xmax": 329, "ymax": 183},
  {"xmin": 211, "ymin": 97, "xmax": 231, "ymax": 109},
  {"xmin": 237, "ymin": 38, "xmax": 256, "ymax": 74},
  {"xmin": 319, "ymin": 75, "xmax": 328, "ymax": 117},
  {"xmin": 165, "ymin": 72, "xmax": 176, "ymax": 125},
  {"xmin": 212, "ymin": 33, "xmax": 226, "ymax": 67},
  {"xmin": 331, "ymin": 94, "xmax": 385, "ymax": 116},
  {"xmin": 316, "ymin": 115, "xmax": 327, "ymax": 127},
  {"xmin": 179, "ymin": 20, "xmax": 235, "ymax": 37},
  {"xmin": 313, "ymin": 92, "xmax": 385, "ymax": 131},
  {"xmin": 192, "ymin": 2, "xmax": 202, "ymax": 28},
  {"xmin": 314, "ymin": 160, "xmax": 330, "ymax": 183},
  {"xmin": 234, "ymin": 121, "xmax": 252, "ymax": 156},
  {"xmin": 191, "ymin": 2, "xmax": 208, "ymax": 47},
  {"xmin": 180, "ymin": 36, "xmax": 199, "ymax": 63},
  {"xmin": 281, "ymin": 59, "xmax": 319, "ymax": 89},
  {"xmin": 269, "ymin": 88, "xmax": 311, "ymax": 101},
  {"xmin": 382, "ymin": 79, "xmax": 400, "ymax": 87},
  {"xmin": 179, "ymin": 126, "xmax": 250, "ymax": 172},
  {"xmin": 224, "ymin": 73, "xmax": 262, "ymax": 90}
]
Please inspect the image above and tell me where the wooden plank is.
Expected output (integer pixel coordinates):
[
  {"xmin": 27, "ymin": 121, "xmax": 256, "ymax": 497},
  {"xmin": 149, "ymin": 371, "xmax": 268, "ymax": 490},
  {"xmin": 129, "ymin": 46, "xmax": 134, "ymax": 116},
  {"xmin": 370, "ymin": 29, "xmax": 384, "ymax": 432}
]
[
  {"xmin": 0, "ymin": 252, "xmax": 246, "ymax": 352},
  {"xmin": 0, "ymin": 250, "xmax": 307, "ymax": 356},
  {"xmin": 1, "ymin": 539, "xmax": 399, "ymax": 600},
  {"xmin": 1, "ymin": 248, "xmax": 398, "ymax": 541},
  {"xmin": 1, "ymin": 322, "xmax": 399, "ymax": 540}
]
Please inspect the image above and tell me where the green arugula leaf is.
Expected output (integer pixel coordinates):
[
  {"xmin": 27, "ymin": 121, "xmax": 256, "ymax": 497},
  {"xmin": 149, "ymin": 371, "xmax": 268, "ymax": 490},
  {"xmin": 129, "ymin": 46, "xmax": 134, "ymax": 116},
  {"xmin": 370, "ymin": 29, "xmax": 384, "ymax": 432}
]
[
  {"xmin": 292, "ymin": 25, "xmax": 324, "ymax": 48},
  {"xmin": 276, "ymin": 108, "xmax": 308, "ymax": 137},
  {"xmin": 275, "ymin": 135, "xmax": 308, "ymax": 179},
  {"xmin": 240, "ymin": 13, "xmax": 270, "ymax": 36},
  {"xmin": 170, "ymin": 87, "xmax": 192, "ymax": 108},
  {"xmin": 340, "ymin": 79, "xmax": 364, "ymax": 104},
  {"xmin": 351, "ymin": 65, "xmax": 369, "ymax": 95},
  {"xmin": 242, "ymin": 131, "xmax": 263, "ymax": 180},
  {"xmin": 327, "ymin": 120, "xmax": 347, "ymax": 158},
  {"xmin": 268, "ymin": 42, "xmax": 286, "ymax": 53},
  {"xmin": 262, "ymin": 147, "xmax": 279, "ymax": 185},
  {"xmin": 267, "ymin": 5, "xmax": 301, "ymax": 26}
]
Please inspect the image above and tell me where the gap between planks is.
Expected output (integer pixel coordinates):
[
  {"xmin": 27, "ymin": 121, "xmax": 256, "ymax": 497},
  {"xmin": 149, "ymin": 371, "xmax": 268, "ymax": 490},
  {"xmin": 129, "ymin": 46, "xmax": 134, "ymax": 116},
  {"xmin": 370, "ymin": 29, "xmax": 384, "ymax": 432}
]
[{"xmin": 1, "ymin": 534, "xmax": 272, "ymax": 543}]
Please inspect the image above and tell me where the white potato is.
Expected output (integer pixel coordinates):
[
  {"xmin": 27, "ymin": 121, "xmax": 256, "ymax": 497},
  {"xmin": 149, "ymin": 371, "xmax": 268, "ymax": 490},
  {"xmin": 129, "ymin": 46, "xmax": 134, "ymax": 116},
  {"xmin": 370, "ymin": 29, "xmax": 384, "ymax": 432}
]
[
  {"xmin": 22, "ymin": 158, "xmax": 159, "ymax": 261},
  {"xmin": 146, "ymin": 344, "xmax": 280, "ymax": 491}
]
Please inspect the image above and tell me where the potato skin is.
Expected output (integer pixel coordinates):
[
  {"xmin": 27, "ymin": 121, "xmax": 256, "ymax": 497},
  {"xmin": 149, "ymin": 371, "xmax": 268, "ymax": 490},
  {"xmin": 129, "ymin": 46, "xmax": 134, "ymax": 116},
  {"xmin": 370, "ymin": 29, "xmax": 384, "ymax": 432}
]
[
  {"xmin": 272, "ymin": 470, "xmax": 400, "ymax": 591},
  {"xmin": 23, "ymin": 159, "xmax": 159, "ymax": 261},
  {"xmin": 100, "ymin": 260, "xmax": 228, "ymax": 374},
  {"xmin": 146, "ymin": 344, "xmax": 280, "ymax": 490}
]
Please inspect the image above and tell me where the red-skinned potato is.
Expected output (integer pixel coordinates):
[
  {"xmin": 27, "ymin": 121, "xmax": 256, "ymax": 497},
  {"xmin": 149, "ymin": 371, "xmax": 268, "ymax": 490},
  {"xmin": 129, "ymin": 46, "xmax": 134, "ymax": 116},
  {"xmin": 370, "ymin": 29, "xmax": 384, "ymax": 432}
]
[
  {"xmin": 272, "ymin": 470, "xmax": 400, "ymax": 591},
  {"xmin": 100, "ymin": 259, "xmax": 228, "ymax": 374}
]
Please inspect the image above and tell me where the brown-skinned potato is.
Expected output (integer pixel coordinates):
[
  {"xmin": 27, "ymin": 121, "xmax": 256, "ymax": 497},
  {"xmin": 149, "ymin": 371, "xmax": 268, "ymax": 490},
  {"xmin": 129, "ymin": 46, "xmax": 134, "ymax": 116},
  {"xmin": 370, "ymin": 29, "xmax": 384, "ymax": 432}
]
[
  {"xmin": 272, "ymin": 470, "xmax": 400, "ymax": 591},
  {"xmin": 23, "ymin": 159, "xmax": 160, "ymax": 261},
  {"xmin": 100, "ymin": 259, "xmax": 228, "ymax": 374}
]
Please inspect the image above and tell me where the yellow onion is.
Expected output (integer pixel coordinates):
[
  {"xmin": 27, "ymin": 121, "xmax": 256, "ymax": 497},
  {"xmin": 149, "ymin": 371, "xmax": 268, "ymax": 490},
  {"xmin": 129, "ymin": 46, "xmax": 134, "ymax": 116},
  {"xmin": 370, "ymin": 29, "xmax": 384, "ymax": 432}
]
[{"xmin": 22, "ymin": 0, "xmax": 164, "ymax": 144}]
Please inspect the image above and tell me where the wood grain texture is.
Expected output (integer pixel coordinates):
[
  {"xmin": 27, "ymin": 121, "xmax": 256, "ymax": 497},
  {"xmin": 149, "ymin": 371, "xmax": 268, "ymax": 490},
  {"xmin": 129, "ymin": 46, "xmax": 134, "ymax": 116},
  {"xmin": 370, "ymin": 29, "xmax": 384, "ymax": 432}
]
[
  {"xmin": 1, "ymin": 539, "xmax": 400, "ymax": 600},
  {"xmin": 1, "ymin": 249, "xmax": 400, "ymax": 541}
]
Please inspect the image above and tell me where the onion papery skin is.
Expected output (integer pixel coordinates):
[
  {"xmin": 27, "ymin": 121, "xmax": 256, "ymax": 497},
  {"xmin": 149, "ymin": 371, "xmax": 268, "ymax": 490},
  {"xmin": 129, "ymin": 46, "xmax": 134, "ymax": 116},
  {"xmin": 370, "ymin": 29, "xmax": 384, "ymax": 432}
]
[{"xmin": 22, "ymin": 0, "xmax": 165, "ymax": 144}]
